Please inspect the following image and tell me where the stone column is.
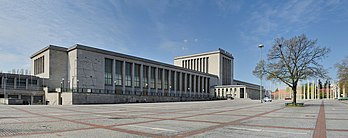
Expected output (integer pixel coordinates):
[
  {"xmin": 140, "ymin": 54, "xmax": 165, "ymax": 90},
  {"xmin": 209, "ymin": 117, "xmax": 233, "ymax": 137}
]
[
  {"xmin": 317, "ymin": 80, "xmax": 320, "ymax": 99},
  {"xmin": 307, "ymin": 81, "xmax": 310, "ymax": 99},
  {"xmin": 311, "ymin": 80, "xmax": 314, "ymax": 99},
  {"xmin": 31, "ymin": 96, "xmax": 34, "ymax": 105},
  {"xmin": 338, "ymin": 84, "xmax": 341, "ymax": 99},
  {"xmin": 326, "ymin": 84, "xmax": 329, "ymax": 99},
  {"xmin": 344, "ymin": 84, "xmax": 346, "ymax": 98},
  {"xmin": 14, "ymin": 77, "xmax": 17, "ymax": 89}
]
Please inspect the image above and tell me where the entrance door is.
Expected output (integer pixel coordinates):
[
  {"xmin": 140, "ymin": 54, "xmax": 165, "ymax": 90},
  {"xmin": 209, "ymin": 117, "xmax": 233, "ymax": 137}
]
[{"xmin": 240, "ymin": 88, "xmax": 245, "ymax": 98}]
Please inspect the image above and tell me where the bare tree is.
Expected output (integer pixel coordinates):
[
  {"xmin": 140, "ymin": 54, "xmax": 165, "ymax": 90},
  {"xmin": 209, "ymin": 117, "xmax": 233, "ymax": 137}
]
[
  {"xmin": 253, "ymin": 34, "xmax": 330, "ymax": 104},
  {"xmin": 336, "ymin": 57, "xmax": 348, "ymax": 89}
]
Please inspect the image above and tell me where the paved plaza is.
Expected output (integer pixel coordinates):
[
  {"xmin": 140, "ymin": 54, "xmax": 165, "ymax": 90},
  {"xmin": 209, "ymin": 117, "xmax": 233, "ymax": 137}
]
[{"xmin": 0, "ymin": 100, "xmax": 348, "ymax": 138}]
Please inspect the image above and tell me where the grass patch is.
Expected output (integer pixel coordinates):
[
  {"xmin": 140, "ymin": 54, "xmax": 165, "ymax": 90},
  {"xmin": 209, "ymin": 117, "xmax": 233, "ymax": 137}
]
[
  {"xmin": 338, "ymin": 97, "xmax": 348, "ymax": 101},
  {"xmin": 285, "ymin": 102, "xmax": 304, "ymax": 107}
]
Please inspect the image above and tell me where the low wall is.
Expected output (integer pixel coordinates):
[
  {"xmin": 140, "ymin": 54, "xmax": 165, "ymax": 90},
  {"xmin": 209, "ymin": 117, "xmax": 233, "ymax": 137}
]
[
  {"xmin": 0, "ymin": 98, "xmax": 8, "ymax": 104},
  {"xmin": 70, "ymin": 93, "xmax": 212, "ymax": 105}
]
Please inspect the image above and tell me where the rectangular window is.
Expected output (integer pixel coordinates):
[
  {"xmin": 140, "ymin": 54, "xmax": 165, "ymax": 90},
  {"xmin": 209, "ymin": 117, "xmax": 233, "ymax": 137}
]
[
  {"xmin": 134, "ymin": 64, "xmax": 141, "ymax": 87},
  {"xmin": 16, "ymin": 78, "xmax": 26, "ymax": 88},
  {"xmin": 164, "ymin": 70, "xmax": 169, "ymax": 90},
  {"xmin": 207, "ymin": 78, "xmax": 210, "ymax": 93},
  {"xmin": 34, "ymin": 56, "xmax": 44, "ymax": 75},
  {"xmin": 6, "ymin": 78, "xmax": 15, "ymax": 88},
  {"xmin": 192, "ymin": 75, "xmax": 195, "ymax": 92},
  {"xmin": 143, "ymin": 66, "xmax": 149, "ymax": 88},
  {"xmin": 187, "ymin": 74, "xmax": 190, "ymax": 91},
  {"xmin": 115, "ymin": 60, "xmax": 123, "ymax": 86},
  {"xmin": 157, "ymin": 68, "xmax": 162, "ymax": 89},
  {"xmin": 104, "ymin": 58, "xmax": 113, "ymax": 85},
  {"xmin": 240, "ymin": 88, "xmax": 245, "ymax": 98},
  {"xmin": 200, "ymin": 76, "xmax": 203, "ymax": 92},
  {"xmin": 171, "ymin": 71, "xmax": 175, "ymax": 90},
  {"xmin": 196, "ymin": 76, "xmax": 199, "ymax": 92},
  {"xmin": 150, "ymin": 67, "xmax": 156, "ymax": 89},
  {"xmin": 199, "ymin": 58, "xmax": 202, "ymax": 72},
  {"xmin": 176, "ymin": 72, "xmax": 180, "ymax": 91},
  {"xmin": 182, "ymin": 73, "xmax": 186, "ymax": 91},
  {"xmin": 206, "ymin": 57, "xmax": 209, "ymax": 73},
  {"xmin": 28, "ymin": 79, "xmax": 38, "ymax": 86},
  {"xmin": 125, "ymin": 62, "xmax": 132, "ymax": 87}
]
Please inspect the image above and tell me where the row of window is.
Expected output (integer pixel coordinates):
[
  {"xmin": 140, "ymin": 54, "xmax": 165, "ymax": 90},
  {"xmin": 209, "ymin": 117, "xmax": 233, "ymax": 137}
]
[
  {"xmin": 215, "ymin": 88, "xmax": 245, "ymax": 98},
  {"xmin": 34, "ymin": 56, "xmax": 45, "ymax": 75},
  {"xmin": 0, "ymin": 77, "xmax": 38, "ymax": 88},
  {"xmin": 182, "ymin": 57, "xmax": 209, "ymax": 73},
  {"xmin": 222, "ymin": 57, "xmax": 232, "ymax": 85},
  {"xmin": 104, "ymin": 58, "xmax": 211, "ymax": 93}
]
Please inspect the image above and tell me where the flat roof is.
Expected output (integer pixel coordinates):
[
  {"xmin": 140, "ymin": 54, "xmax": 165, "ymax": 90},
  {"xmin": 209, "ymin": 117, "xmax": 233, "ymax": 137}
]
[
  {"xmin": 66, "ymin": 44, "xmax": 218, "ymax": 78},
  {"xmin": 174, "ymin": 48, "xmax": 234, "ymax": 60},
  {"xmin": 30, "ymin": 45, "xmax": 67, "ymax": 59},
  {"xmin": 0, "ymin": 73, "xmax": 41, "ymax": 79}
]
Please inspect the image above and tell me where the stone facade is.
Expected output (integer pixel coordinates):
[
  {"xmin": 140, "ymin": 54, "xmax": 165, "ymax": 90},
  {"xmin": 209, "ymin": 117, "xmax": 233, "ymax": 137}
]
[
  {"xmin": 174, "ymin": 48, "xmax": 234, "ymax": 86},
  {"xmin": 31, "ymin": 44, "xmax": 219, "ymax": 105}
]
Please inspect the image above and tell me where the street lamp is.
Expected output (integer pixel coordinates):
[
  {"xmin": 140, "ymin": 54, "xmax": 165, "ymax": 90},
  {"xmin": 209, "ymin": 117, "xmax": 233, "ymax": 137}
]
[
  {"xmin": 76, "ymin": 80, "xmax": 79, "ymax": 92},
  {"xmin": 3, "ymin": 75, "xmax": 7, "ymax": 99},
  {"xmin": 61, "ymin": 78, "xmax": 65, "ymax": 91},
  {"xmin": 258, "ymin": 44, "xmax": 264, "ymax": 103}
]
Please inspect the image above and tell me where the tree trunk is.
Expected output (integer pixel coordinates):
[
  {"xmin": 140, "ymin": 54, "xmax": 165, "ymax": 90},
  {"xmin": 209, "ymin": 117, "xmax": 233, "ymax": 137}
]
[{"xmin": 292, "ymin": 86, "xmax": 297, "ymax": 104}]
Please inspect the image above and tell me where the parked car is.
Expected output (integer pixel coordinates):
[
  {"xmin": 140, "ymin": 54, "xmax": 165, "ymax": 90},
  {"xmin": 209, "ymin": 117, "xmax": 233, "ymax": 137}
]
[{"xmin": 263, "ymin": 97, "xmax": 272, "ymax": 102}]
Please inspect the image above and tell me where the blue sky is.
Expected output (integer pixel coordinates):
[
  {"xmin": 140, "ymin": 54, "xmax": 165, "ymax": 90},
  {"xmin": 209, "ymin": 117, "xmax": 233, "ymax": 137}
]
[{"xmin": 1, "ymin": 0, "xmax": 348, "ymax": 89}]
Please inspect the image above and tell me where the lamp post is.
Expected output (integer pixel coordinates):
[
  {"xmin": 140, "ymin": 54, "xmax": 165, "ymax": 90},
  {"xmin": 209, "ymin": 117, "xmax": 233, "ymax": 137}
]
[
  {"xmin": 76, "ymin": 80, "xmax": 79, "ymax": 92},
  {"xmin": 258, "ymin": 44, "xmax": 264, "ymax": 103},
  {"xmin": 61, "ymin": 78, "xmax": 65, "ymax": 92},
  {"xmin": 3, "ymin": 75, "xmax": 7, "ymax": 99}
]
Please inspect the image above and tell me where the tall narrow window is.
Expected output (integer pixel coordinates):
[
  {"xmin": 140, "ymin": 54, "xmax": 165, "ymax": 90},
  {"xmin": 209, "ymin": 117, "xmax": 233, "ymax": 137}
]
[
  {"xmin": 143, "ymin": 66, "xmax": 149, "ymax": 88},
  {"xmin": 206, "ymin": 57, "xmax": 209, "ymax": 73},
  {"xmin": 164, "ymin": 70, "xmax": 169, "ymax": 90},
  {"xmin": 104, "ymin": 58, "xmax": 113, "ymax": 85},
  {"xmin": 182, "ymin": 73, "xmax": 186, "ymax": 91},
  {"xmin": 150, "ymin": 67, "xmax": 156, "ymax": 89},
  {"xmin": 125, "ymin": 62, "xmax": 132, "ymax": 87},
  {"xmin": 176, "ymin": 71, "xmax": 180, "ymax": 91},
  {"xmin": 186, "ymin": 74, "xmax": 190, "ymax": 91},
  {"xmin": 115, "ymin": 60, "xmax": 123, "ymax": 86},
  {"xmin": 191, "ymin": 75, "xmax": 195, "ymax": 92},
  {"xmin": 134, "ymin": 64, "xmax": 140, "ymax": 87},
  {"xmin": 196, "ymin": 76, "xmax": 199, "ymax": 92},
  {"xmin": 34, "ymin": 56, "xmax": 44, "ymax": 75},
  {"xmin": 157, "ymin": 68, "xmax": 162, "ymax": 89}
]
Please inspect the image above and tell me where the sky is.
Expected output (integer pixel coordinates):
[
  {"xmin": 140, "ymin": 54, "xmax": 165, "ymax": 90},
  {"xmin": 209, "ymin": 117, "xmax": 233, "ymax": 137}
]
[{"xmin": 1, "ymin": 0, "xmax": 348, "ymax": 90}]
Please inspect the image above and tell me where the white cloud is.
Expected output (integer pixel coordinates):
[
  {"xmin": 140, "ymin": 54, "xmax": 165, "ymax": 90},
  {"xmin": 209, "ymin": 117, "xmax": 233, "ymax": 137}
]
[
  {"xmin": 0, "ymin": 0, "xmax": 133, "ymax": 71},
  {"xmin": 240, "ymin": 0, "xmax": 345, "ymax": 48}
]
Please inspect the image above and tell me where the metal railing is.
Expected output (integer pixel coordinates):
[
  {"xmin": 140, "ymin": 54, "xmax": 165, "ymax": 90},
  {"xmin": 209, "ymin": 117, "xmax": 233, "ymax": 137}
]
[{"xmin": 61, "ymin": 88, "xmax": 212, "ymax": 98}]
